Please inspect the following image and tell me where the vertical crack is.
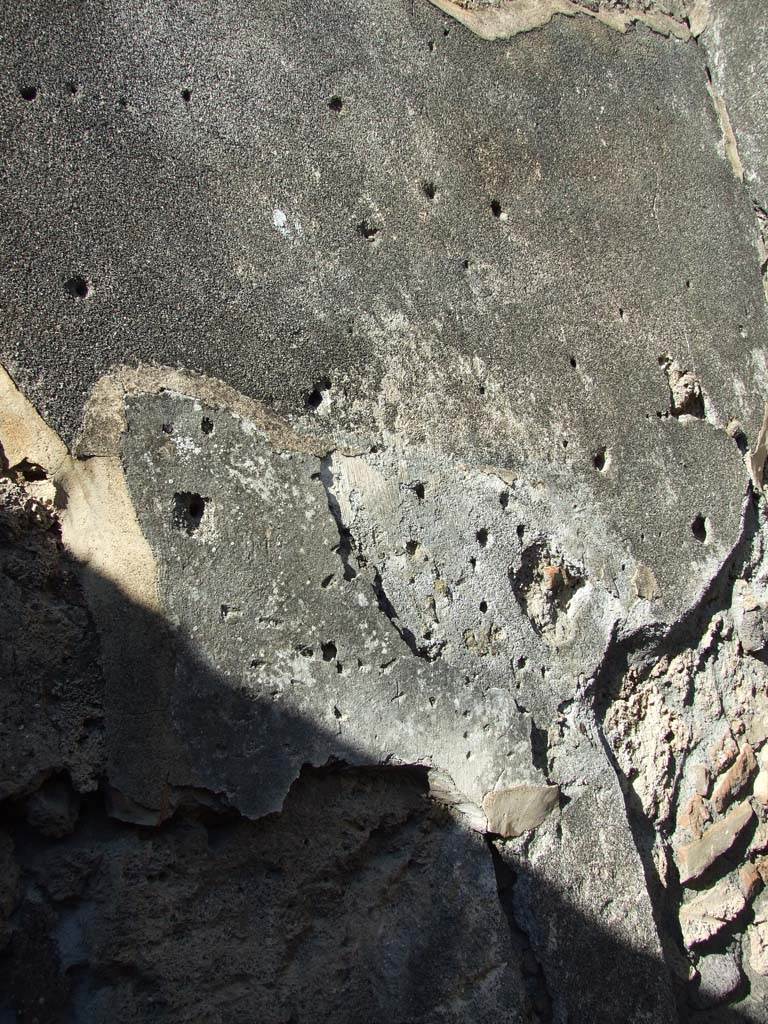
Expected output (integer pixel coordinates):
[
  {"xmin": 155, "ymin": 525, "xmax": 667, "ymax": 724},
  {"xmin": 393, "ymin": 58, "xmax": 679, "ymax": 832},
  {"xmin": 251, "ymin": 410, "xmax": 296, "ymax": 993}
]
[
  {"xmin": 314, "ymin": 454, "xmax": 442, "ymax": 662},
  {"xmin": 486, "ymin": 838, "xmax": 554, "ymax": 1024},
  {"xmin": 315, "ymin": 455, "xmax": 358, "ymax": 581},
  {"xmin": 370, "ymin": 566, "xmax": 443, "ymax": 662}
]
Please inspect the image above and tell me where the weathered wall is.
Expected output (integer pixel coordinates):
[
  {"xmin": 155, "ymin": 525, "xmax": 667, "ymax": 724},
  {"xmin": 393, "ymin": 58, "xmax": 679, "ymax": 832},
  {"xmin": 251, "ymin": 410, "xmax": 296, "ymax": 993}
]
[{"xmin": 2, "ymin": 2, "xmax": 768, "ymax": 1021}]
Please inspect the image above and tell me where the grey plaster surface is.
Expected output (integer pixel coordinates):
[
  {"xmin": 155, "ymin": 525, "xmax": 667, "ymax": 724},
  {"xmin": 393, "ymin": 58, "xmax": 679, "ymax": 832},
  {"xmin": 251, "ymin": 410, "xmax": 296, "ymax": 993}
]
[{"xmin": 1, "ymin": 1, "xmax": 765, "ymax": 622}]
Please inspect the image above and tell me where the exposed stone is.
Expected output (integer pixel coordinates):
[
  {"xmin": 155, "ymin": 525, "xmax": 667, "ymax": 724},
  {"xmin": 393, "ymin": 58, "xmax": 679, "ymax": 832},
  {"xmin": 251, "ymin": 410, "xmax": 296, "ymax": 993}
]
[
  {"xmin": 677, "ymin": 794, "xmax": 711, "ymax": 840},
  {"xmin": 751, "ymin": 824, "xmax": 768, "ymax": 857},
  {"xmin": 692, "ymin": 763, "xmax": 712, "ymax": 798},
  {"xmin": 738, "ymin": 861, "xmax": 762, "ymax": 901},
  {"xmin": 679, "ymin": 876, "xmax": 747, "ymax": 949},
  {"xmin": 482, "ymin": 784, "xmax": 560, "ymax": 838},
  {"xmin": 748, "ymin": 711, "xmax": 768, "ymax": 751},
  {"xmin": 749, "ymin": 894, "xmax": 768, "ymax": 976},
  {"xmin": 708, "ymin": 730, "xmax": 740, "ymax": 777},
  {"xmin": 604, "ymin": 668, "xmax": 692, "ymax": 829},
  {"xmin": 661, "ymin": 357, "xmax": 705, "ymax": 419},
  {"xmin": 632, "ymin": 563, "xmax": 660, "ymax": 601},
  {"xmin": 676, "ymin": 800, "xmax": 754, "ymax": 884},
  {"xmin": 691, "ymin": 952, "xmax": 744, "ymax": 1009},
  {"xmin": 754, "ymin": 768, "xmax": 768, "ymax": 807},
  {"xmin": 711, "ymin": 743, "xmax": 757, "ymax": 813},
  {"xmin": 428, "ymin": 0, "xmax": 701, "ymax": 41},
  {"xmin": 733, "ymin": 582, "xmax": 768, "ymax": 655}
]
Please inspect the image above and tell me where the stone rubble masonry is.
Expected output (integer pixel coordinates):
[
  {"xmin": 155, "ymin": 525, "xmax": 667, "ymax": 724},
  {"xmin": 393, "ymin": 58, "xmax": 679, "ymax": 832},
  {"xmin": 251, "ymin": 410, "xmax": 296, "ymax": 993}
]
[
  {"xmin": 676, "ymin": 800, "xmax": 754, "ymax": 884},
  {"xmin": 680, "ymin": 875, "xmax": 748, "ymax": 949}
]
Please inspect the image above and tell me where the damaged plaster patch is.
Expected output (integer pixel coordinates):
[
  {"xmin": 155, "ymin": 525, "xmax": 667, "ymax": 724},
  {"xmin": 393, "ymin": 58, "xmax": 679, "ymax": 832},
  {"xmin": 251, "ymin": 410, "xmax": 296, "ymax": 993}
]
[
  {"xmin": 659, "ymin": 356, "xmax": 706, "ymax": 419},
  {"xmin": 0, "ymin": 364, "xmax": 160, "ymax": 616},
  {"xmin": 76, "ymin": 363, "xmax": 320, "ymax": 460},
  {"xmin": 425, "ymin": 0, "xmax": 708, "ymax": 42},
  {"xmin": 511, "ymin": 542, "xmax": 587, "ymax": 646}
]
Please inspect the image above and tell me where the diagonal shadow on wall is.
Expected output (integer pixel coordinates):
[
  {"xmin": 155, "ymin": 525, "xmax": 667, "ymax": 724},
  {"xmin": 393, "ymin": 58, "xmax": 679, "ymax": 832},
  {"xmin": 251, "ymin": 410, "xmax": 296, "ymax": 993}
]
[{"xmin": 0, "ymin": 494, "xmax": 761, "ymax": 1024}]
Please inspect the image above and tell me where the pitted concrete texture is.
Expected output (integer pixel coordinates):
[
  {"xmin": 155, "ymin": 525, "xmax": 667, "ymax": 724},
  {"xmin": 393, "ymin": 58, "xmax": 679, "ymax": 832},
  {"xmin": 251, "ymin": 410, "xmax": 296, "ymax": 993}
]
[{"xmin": 1, "ymin": 1, "xmax": 766, "ymax": 622}]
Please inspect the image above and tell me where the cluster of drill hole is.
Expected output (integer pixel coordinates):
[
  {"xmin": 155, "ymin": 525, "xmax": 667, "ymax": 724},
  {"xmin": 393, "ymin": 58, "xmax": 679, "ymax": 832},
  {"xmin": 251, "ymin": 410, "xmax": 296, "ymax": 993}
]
[
  {"xmin": 593, "ymin": 447, "xmax": 607, "ymax": 473},
  {"xmin": 422, "ymin": 181, "xmax": 437, "ymax": 201},
  {"xmin": 200, "ymin": 416, "xmax": 214, "ymax": 435},
  {"xmin": 328, "ymin": 95, "xmax": 343, "ymax": 113},
  {"xmin": 172, "ymin": 491, "xmax": 208, "ymax": 535},
  {"xmin": 19, "ymin": 86, "xmax": 37, "ymax": 102}
]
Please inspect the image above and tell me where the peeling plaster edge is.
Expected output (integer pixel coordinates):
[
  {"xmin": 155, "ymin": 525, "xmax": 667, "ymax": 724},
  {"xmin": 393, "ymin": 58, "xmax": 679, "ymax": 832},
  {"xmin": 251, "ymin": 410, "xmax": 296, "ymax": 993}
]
[
  {"xmin": 425, "ymin": 0, "xmax": 706, "ymax": 43},
  {"xmin": 747, "ymin": 403, "xmax": 768, "ymax": 492},
  {"xmin": 77, "ymin": 362, "xmax": 327, "ymax": 459}
]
